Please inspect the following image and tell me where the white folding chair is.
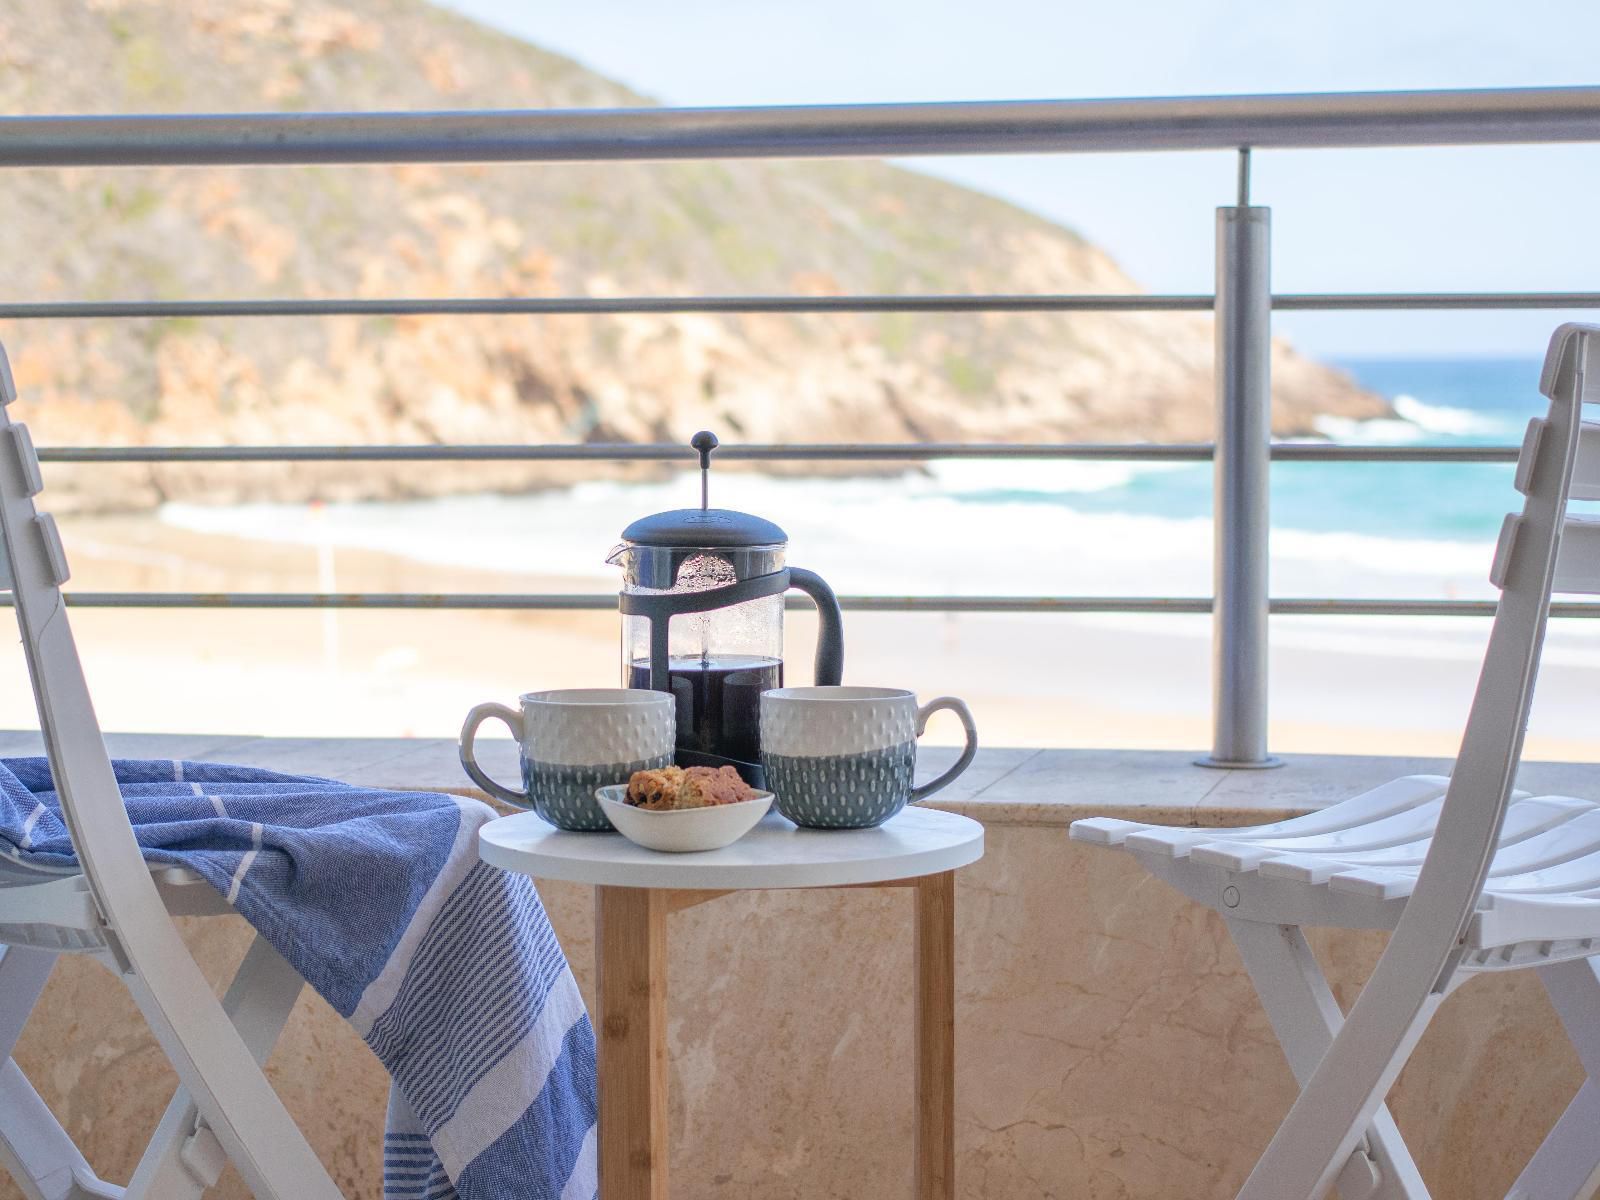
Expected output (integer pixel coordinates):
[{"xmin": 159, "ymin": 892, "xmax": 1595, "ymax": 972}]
[
  {"xmin": 0, "ymin": 342, "xmax": 344, "ymax": 1199},
  {"xmin": 1072, "ymin": 323, "xmax": 1600, "ymax": 1200}
]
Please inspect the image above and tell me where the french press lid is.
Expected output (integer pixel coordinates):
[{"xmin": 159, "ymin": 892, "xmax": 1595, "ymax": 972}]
[{"xmin": 619, "ymin": 507, "xmax": 786, "ymax": 549}]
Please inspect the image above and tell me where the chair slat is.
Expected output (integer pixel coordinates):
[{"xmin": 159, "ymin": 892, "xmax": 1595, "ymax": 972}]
[
  {"xmin": 1514, "ymin": 418, "xmax": 1546, "ymax": 496},
  {"xmin": 1574, "ymin": 421, "xmax": 1600, "ymax": 502},
  {"xmin": 32, "ymin": 514, "xmax": 69, "ymax": 587},
  {"xmin": 0, "ymin": 349, "xmax": 13, "ymax": 406},
  {"xmin": 1541, "ymin": 321, "xmax": 1600, "ymax": 405},
  {"xmin": 5, "ymin": 427, "xmax": 42, "ymax": 498},
  {"xmin": 1486, "ymin": 843, "xmax": 1600, "ymax": 894},
  {"xmin": 1257, "ymin": 797, "xmax": 1591, "ymax": 883},
  {"xmin": 1326, "ymin": 866, "xmax": 1416, "ymax": 901},
  {"xmin": 1492, "ymin": 514, "xmax": 1600, "ymax": 595},
  {"xmin": 1187, "ymin": 843, "xmax": 1283, "ymax": 872},
  {"xmin": 1489, "ymin": 513, "xmax": 1521, "ymax": 589},
  {"xmin": 1514, "ymin": 417, "xmax": 1600, "ymax": 500},
  {"xmin": 1554, "ymin": 516, "xmax": 1600, "ymax": 595}
]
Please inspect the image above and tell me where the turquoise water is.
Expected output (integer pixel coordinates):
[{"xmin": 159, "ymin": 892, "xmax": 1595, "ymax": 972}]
[{"xmin": 960, "ymin": 357, "xmax": 1542, "ymax": 544}]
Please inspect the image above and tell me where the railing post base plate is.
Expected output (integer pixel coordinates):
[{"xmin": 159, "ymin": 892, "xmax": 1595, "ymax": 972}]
[{"xmin": 1194, "ymin": 755, "xmax": 1284, "ymax": 770}]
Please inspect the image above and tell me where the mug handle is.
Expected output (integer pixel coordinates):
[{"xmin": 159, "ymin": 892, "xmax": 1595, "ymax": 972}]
[
  {"xmin": 459, "ymin": 702, "xmax": 529, "ymax": 807},
  {"xmin": 910, "ymin": 697, "xmax": 978, "ymax": 803}
]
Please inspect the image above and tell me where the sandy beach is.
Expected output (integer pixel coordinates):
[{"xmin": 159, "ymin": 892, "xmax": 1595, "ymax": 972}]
[{"xmin": 0, "ymin": 510, "xmax": 1593, "ymax": 766}]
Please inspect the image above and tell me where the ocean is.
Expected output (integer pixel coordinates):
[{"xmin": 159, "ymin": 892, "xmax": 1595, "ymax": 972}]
[{"xmin": 159, "ymin": 357, "xmax": 1546, "ymax": 622}]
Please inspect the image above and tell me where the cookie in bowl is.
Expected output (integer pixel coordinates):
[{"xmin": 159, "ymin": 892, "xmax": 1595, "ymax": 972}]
[
  {"xmin": 597, "ymin": 767, "xmax": 772, "ymax": 852},
  {"xmin": 625, "ymin": 765, "xmax": 759, "ymax": 811}
]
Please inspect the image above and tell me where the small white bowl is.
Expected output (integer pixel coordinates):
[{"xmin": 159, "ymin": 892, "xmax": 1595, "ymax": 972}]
[{"xmin": 594, "ymin": 785, "xmax": 772, "ymax": 853}]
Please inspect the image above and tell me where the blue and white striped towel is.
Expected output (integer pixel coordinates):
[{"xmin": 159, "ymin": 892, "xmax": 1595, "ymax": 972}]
[{"xmin": 0, "ymin": 757, "xmax": 597, "ymax": 1200}]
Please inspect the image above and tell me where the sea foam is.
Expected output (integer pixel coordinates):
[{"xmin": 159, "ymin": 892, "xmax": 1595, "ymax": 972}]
[{"xmin": 1316, "ymin": 394, "xmax": 1514, "ymax": 445}]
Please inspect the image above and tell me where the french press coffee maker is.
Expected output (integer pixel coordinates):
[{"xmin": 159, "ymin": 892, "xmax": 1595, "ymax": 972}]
[{"xmin": 607, "ymin": 432, "xmax": 844, "ymax": 785}]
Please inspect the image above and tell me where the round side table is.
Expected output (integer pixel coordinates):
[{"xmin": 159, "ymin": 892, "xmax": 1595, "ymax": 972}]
[{"xmin": 480, "ymin": 805, "xmax": 984, "ymax": 1200}]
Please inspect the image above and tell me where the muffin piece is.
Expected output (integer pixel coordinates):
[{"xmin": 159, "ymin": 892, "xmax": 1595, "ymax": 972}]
[
  {"xmin": 626, "ymin": 765, "xmax": 685, "ymax": 811},
  {"xmin": 679, "ymin": 765, "xmax": 758, "ymax": 808},
  {"xmin": 623, "ymin": 764, "xmax": 758, "ymax": 810}
]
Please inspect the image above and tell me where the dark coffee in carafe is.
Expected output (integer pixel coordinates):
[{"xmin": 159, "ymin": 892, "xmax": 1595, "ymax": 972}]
[{"xmin": 626, "ymin": 654, "xmax": 782, "ymax": 769}]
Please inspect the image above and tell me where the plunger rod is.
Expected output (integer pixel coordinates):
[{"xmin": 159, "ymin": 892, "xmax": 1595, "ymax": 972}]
[{"xmin": 691, "ymin": 430, "xmax": 718, "ymax": 509}]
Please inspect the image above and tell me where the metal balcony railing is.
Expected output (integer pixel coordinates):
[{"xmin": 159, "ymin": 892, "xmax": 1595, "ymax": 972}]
[{"xmin": 4, "ymin": 85, "xmax": 1600, "ymax": 766}]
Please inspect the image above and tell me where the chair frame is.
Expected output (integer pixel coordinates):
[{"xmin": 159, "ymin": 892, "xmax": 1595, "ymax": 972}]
[
  {"xmin": 0, "ymin": 342, "xmax": 344, "ymax": 1200},
  {"xmin": 1232, "ymin": 324, "xmax": 1600, "ymax": 1199}
]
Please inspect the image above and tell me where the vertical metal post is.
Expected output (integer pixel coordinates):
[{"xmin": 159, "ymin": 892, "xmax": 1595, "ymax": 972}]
[{"xmin": 1201, "ymin": 149, "xmax": 1280, "ymax": 768}]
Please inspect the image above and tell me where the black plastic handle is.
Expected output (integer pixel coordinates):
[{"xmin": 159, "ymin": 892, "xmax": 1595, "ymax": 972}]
[{"xmin": 788, "ymin": 567, "xmax": 844, "ymax": 685}]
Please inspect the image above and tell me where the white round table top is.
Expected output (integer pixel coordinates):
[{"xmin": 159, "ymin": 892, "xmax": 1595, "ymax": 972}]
[{"xmin": 479, "ymin": 805, "xmax": 984, "ymax": 890}]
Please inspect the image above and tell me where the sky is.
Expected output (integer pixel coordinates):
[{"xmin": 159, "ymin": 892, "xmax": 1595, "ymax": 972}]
[{"xmin": 434, "ymin": 0, "xmax": 1600, "ymax": 360}]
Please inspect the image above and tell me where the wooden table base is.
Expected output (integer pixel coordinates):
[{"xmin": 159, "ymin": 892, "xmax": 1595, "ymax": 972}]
[
  {"xmin": 593, "ymin": 872, "xmax": 958, "ymax": 1200},
  {"xmin": 595, "ymin": 886, "xmax": 669, "ymax": 1200},
  {"xmin": 915, "ymin": 870, "xmax": 956, "ymax": 1199}
]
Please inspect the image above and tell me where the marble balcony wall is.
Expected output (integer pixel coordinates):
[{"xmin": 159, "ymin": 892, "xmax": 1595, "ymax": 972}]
[{"xmin": 1, "ymin": 739, "xmax": 1593, "ymax": 1199}]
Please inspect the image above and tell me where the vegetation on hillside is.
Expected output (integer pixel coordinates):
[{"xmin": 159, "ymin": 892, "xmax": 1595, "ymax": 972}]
[{"xmin": 0, "ymin": 0, "xmax": 1388, "ymax": 509}]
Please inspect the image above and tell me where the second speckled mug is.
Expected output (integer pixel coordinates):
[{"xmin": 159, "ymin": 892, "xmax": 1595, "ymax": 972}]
[{"xmin": 760, "ymin": 686, "xmax": 977, "ymax": 829}]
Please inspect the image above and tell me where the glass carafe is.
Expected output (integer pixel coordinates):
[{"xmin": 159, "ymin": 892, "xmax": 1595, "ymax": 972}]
[{"xmin": 612, "ymin": 539, "xmax": 789, "ymax": 773}]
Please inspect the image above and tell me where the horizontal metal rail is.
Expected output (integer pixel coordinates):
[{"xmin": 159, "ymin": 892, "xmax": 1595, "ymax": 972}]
[
  {"xmin": 3, "ymin": 293, "xmax": 1599, "ymax": 321},
  {"xmin": 13, "ymin": 592, "xmax": 1598, "ymax": 617},
  {"xmin": 5, "ymin": 87, "xmax": 1600, "ymax": 167},
  {"xmin": 1276, "ymin": 293, "xmax": 1600, "ymax": 311},
  {"xmin": 33, "ymin": 442, "xmax": 1522, "ymax": 464}
]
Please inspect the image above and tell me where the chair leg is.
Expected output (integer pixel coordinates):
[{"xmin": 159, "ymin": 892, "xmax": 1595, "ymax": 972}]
[
  {"xmin": 124, "ymin": 934, "xmax": 307, "ymax": 1200},
  {"xmin": 1231, "ymin": 925, "xmax": 1445, "ymax": 1200},
  {"xmin": 0, "ymin": 945, "xmax": 55, "ymax": 1061},
  {"xmin": 118, "ymin": 928, "xmax": 340, "ymax": 1200},
  {"xmin": 0, "ymin": 1064, "xmax": 122, "ymax": 1200},
  {"xmin": 1505, "ymin": 958, "xmax": 1600, "ymax": 1200},
  {"xmin": 1226, "ymin": 919, "xmax": 1432, "ymax": 1200},
  {"xmin": 0, "ymin": 945, "xmax": 120, "ymax": 1200}
]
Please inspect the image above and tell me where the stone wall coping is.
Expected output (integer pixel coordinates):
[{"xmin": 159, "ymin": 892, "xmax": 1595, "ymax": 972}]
[{"xmin": 3, "ymin": 732, "xmax": 1595, "ymax": 832}]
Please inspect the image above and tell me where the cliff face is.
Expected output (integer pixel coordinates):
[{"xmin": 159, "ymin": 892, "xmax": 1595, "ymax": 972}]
[{"xmin": 0, "ymin": 0, "xmax": 1389, "ymax": 510}]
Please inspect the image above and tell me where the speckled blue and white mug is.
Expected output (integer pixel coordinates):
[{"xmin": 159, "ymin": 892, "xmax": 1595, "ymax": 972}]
[
  {"xmin": 760, "ymin": 686, "xmax": 977, "ymax": 829},
  {"xmin": 459, "ymin": 688, "xmax": 675, "ymax": 831}
]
